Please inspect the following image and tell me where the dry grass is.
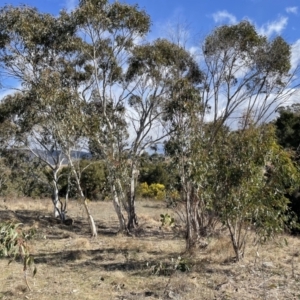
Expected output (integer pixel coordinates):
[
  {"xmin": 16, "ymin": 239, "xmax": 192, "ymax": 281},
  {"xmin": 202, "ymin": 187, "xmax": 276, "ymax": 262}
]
[{"xmin": 0, "ymin": 197, "xmax": 300, "ymax": 299}]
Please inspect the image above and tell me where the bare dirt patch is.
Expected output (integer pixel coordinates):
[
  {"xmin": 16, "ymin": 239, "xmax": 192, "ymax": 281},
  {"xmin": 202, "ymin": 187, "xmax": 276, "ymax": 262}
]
[{"xmin": 0, "ymin": 197, "xmax": 300, "ymax": 299}]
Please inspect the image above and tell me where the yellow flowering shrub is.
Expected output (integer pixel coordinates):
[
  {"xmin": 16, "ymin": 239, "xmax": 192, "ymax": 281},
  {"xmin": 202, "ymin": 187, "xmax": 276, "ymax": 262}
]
[{"xmin": 138, "ymin": 182, "xmax": 166, "ymax": 200}]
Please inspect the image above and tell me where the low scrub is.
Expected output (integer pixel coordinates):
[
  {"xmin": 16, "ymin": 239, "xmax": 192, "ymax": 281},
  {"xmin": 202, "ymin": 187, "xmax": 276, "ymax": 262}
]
[{"xmin": 137, "ymin": 182, "xmax": 166, "ymax": 200}]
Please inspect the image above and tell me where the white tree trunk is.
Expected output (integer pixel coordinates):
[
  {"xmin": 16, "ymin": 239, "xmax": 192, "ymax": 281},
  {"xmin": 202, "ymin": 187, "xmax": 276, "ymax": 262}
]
[
  {"xmin": 52, "ymin": 171, "xmax": 61, "ymax": 219},
  {"xmin": 68, "ymin": 158, "xmax": 97, "ymax": 237},
  {"xmin": 53, "ymin": 197, "xmax": 60, "ymax": 218},
  {"xmin": 127, "ymin": 164, "xmax": 138, "ymax": 230},
  {"xmin": 82, "ymin": 198, "xmax": 98, "ymax": 238},
  {"xmin": 77, "ymin": 183, "xmax": 98, "ymax": 237},
  {"xmin": 111, "ymin": 182, "xmax": 126, "ymax": 232},
  {"xmin": 76, "ymin": 179, "xmax": 98, "ymax": 237}
]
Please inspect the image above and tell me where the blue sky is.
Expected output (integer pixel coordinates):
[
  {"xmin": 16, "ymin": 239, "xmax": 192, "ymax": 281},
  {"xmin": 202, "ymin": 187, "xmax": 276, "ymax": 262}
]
[
  {"xmin": 4, "ymin": 0, "xmax": 300, "ymax": 40},
  {"xmin": 2, "ymin": 0, "xmax": 300, "ymax": 111},
  {"xmin": 4, "ymin": 0, "xmax": 300, "ymax": 69}
]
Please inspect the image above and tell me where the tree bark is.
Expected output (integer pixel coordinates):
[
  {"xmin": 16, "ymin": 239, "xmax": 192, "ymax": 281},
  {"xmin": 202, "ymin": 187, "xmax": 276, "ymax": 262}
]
[
  {"xmin": 77, "ymin": 185, "xmax": 97, "ymax": 237},
  {"xmin": 185, "ymin": 182, "xmax": 205, "ymax": 251},
  {"xmin": 127, "ymin": 163, "xmax": 139, "ymax": 230},
  {"xmin": 69, "ymin": 159, "xmax": 97, "ymax": 237},
  {"xmin": 52, "ymin": 171, "xmax": 63, "ymax": 220},
  {"xmin": 111, "ymin": 181, "xmax": 127, "ymax": 232}
]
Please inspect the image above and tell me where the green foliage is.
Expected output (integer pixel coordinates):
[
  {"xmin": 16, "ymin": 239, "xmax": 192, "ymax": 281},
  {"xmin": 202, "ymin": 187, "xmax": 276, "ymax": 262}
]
[
  {"xmin": 204, "ymin": 20, "xmax": 264, "ymax": 55},
  {"xmin": 0, "ymin": 157, "xmax": 11, "ymax": 194},
  {"xmin": 149, "ymin": 256, "xmax": 191, "ymax": 276},
  {"xmin": 0, "ymin": 5, "xmax": 77, "ymax": 52},
  {"xmin": 0, "ymin": 222, "xmax": 36, "ymax": 289},
  {"xmin": 165, "ymin": 189, "xmax": 181, "ymax": 208},
  {"xmin": 274, "ymin": 104, "xmax": 300, "ymax": 152},
  {"xmin": 212, "ymin": 124, "xmax": 299, "ymax": 259},
  {"xmin": 139, "ymin": 161, "xmax": 171, "ymax": 187},
  {"xmin": 285, "ymin": 190, "xmax": 300, "ymax": 234},
  {"xmin": 0, "ymin": 222, "xmax": 35, "ymax": 258},
  {"xmin": 58, "ymin": 160, "xmax": 108, "ymax": 200},
  {"xmin": 137, "ymin": 182, "xmax": 166, "ymax": 200},
  {"xmin": 204, "ymin": 20, "xmax": 290, "ymax": 76},
  {"xmin": 160, "ymin": 213, "xmax": 175, "ymax": 227},
  {"xmin": 256, "ymin": 36, "xmax": 291, "ymax": 75},
  {"xmin": 126, "ymin": 39, "xmax": 202, "ymax": 83},
  {"xmin": 269, "ymin": 105, "xmax": 300, "ymax": 232},
  {"xmin": 174, "ymin": 256, "xmax": 191, "ymax": 272},
  {"xmin": 77, "ymin": 0, "xmax": 150, "ymax": 37},
  {"xmin": 0, "ymin": 151, "xmax": 50, "ymax": 198},
  {"xmin": 78, "ymin": 160, "xmax": 108, "ymax": 200}
]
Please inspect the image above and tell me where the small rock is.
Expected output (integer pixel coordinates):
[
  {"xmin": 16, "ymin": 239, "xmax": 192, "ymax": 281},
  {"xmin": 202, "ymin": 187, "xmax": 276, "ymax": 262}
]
[
  {"xmin": 167, "ymin": 291, "xmax": 178, "ymax": 299},
  {"xmin": 262, "ymin": 262, "xmax": 274, "ymax": 268}
]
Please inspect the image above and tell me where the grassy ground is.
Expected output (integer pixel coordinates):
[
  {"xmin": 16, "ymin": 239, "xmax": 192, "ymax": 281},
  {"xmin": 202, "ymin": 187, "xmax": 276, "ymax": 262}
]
[{"xmin": 0, "ymin": 197, "xmax": 300, "ymax": 299}]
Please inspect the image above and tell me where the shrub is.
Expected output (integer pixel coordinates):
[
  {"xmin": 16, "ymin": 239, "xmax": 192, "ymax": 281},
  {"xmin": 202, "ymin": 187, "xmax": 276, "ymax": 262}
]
[
  {"xmin": 78, "ymin": 160, "xmax": 108, "ymax": 200},
  {"xmin": 139, "ymin": 162, "xmax": 172, "ymax": 187},
  {"xmin": 160, "ymin": 213, "xmax": 175, "ymax": 227},
  {"xmin": 138, "ymin": 182, "xmax": 166, "ymax": 200},
  {"xmin": 0, "ymin": 222, "xmax": 36, "ymax": 290},
  {"xmin": 59, "ymin": 160, "xmax": 108, "ymax": 200},
  {"xmin": 166, "ymin": 189, "xmax": 181, "ymax": 207}
]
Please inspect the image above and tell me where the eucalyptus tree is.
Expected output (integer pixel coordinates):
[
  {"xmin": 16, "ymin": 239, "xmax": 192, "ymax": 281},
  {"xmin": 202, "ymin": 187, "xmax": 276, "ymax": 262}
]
[
  {"xmin": 165, "ymin": 21, "xmax": 298, "ymax": 251},
  {"xmin": 200, "ymin": 21, "xmax": 296, "ymax": 127},
  {"xmin": 165, "ymin": 78, "xmax": 208, "ymax": 250},
  {"xmin": 0, "ymin": 109, "xmax": 14, "ymax": 194},
  {"xmin": 200, "ymin": 22, "xmax": 298, "ymax": 251},
  {"xmin": 122, "ymin": 38, "xmax": 202, "ymax": 229},
  {"xmin": 211, "ymin": 122, "xmax": 299, "ymax": 261},
  {"xmin": 0, "ymin": 6, "xmax": 69, "ymax": 218},
  {"xmin": 0, "ymin": 5, "xmax": 97, "ymax": 236},
  {"xmin": 73, "ymin": 0, "xmax": 151, "ymax": 232},
  {"xmin": 54, "ymin": 92, "xmax": 98, "ymax": 237},
  {"xmin": 0, "ymin": 6, "xmax": 77, "ymax": 212},
  {"xmin": 0, "ymin": 91, "xmax": 67, "ymax": 213}
]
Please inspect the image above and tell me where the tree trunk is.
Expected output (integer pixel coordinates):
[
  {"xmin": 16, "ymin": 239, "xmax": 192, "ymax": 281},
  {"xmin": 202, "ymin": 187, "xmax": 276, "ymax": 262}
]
[
  {"xmin": 186, "ymin": 190, "xmax": 193, "ymax": 250},
  {"xmin": 116, "ymin": 178, "xmax": 129, "ymax": 212},
  {"xmin": 52, "ymin": 171, "xmax": 63, "ymax": 220},
  {"xmin": 185, "ymin": 182, "xmax": 204, "ymax": 251},
  {"xmin": 78, "ymin": 187, "xmax": 97, "ymax": 238},
  {"xmin": 230, "ymin": 233, "xmax": 242, "ymax": 261},
  {"xmin": 111, "ymin": 181, "xmax": 127, "ymax": 232},
  {"xmin": 69, "ymin": 160, "xmax": 97, "ymax": 237},
  {"xmin": 82, "ymin": 198, "xmax": 98, "ymax": 238},
  {"xmin": 52, "ymin": 190, "xmax": 61, "ymax": 218},
  {"xmin": 227, "ymin": 220, "xmax": 245, "ymax": 262},
  {"xmin": 77, "ymin": 181, "xmax": 97, "ymax": 237},
  {"xmin": 127, "ymin": 164, "xmax": 138, "ymax": 230}
]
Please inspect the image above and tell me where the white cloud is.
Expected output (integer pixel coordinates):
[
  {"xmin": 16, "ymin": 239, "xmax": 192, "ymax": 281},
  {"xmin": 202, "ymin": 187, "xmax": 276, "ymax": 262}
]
[
  {"xmin": 212, "ymin": 10, "xmax": 237, "ymax": 25},
  {"xmin": 282, "ymin": 88, "xmax": 300, "ymax": 107},
  {"xmin": 286, "ymin": 6, "xmax": 298, "ymax": 14},
  {"xmin": 291, "ymin": 39, "xmax": 300, "ymax": 70},
  {"xmin": 258, "ymin": 16, "xmax": 288, "ymax": 38},
  {"xmin": 189, "ymin": 46, "xmax": 197, "ymax": 55},
  {"xmin": 65, "ymin": 0, "xmax": 77, "ymax": 13}
]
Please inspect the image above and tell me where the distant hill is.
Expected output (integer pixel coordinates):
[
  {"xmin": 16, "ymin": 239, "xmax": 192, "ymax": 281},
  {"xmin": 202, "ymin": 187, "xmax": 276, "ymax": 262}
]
[{"xmin": 5, "ymin": 148, "xmax": 92, "ymax": 165}]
